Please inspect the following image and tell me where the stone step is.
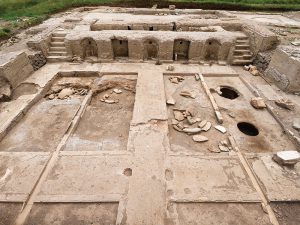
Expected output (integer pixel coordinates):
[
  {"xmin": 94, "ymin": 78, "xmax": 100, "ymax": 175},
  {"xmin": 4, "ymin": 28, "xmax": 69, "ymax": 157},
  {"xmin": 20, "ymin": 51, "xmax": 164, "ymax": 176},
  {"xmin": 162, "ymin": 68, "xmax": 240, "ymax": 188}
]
[
  {"xmin": 236, "ymin": 36, "xmax": 249, "ymax": 40},
  {"xmin": 236, "ymin": 39, "xmax": 250, "ymax": 44},
  {"xmin": 232, "ymin": 59, "xmax": 253, "ymax": 65},
  {"xmin": 51, "ymin": 37, "xmax": 65, "ymax": 42},
  {"xmin": 47, "ymin": 56, "xmax": 68, "ymax": 62},
  {"xmin": 235, "ymin": 44, "xmax": 250, "ymax": 49},
  {"xmin": 234, "ymin": 55, "xmax": 252, "ymax": 60},
  {"xmin": 51, "ymin": 42, "xmax": 65, "ymax": 47},
  {"xmin": 49, "ymin": 46, "xmax": 67, "ymax": 52},
  {"xmin": 234, "ymin": 49, "xmax": 251, "ymax": 54},
  {"xmin": 48, "ymin": 51, "xmax": 67, "ymax": 56},
  {"xmin": 52, "ymin": 32, "xmax": 67, "ymax": 37}
]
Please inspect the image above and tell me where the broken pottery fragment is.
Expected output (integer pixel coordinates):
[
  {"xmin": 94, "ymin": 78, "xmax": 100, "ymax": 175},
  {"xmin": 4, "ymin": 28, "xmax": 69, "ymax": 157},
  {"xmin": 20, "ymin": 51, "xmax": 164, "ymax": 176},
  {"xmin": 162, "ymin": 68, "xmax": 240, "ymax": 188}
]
[
  {"xmin": 173, "ymin": 125, "xmax": 183, "ymax": 132},
  {"xmin": 214, "ymin": 125, "xmax": 226, "ymax": 133},
  {"xmin": 173, "ymin": 110, "xmax": 185, "ymax": 121},
  {"xmin": 187, "ymin": 116, "xmax": 197, "ymax": 125},
  {"xmin": 183, "ymin": 127, "xmax": 202, "ymax": 134},
  {"xmin": 104, "ymin": 99, "xmax": 118, "ymax": 104},
  {"xmin": 167, "ymin": 65, "xmax": 174, "ymax": 71},
  {"xmin": 195, "ymin": 117, "xmax": 201, "ymax": 122},
  {"xmin": 198, "ymin": 120, "xmax": 207, "ymax": 128},
  {"xmin": 202, "ymin": 122, "xmax": 211, "ymax": 132},
  {"xmin": 171, "ymin": 119, "xmax": 179, "ymax": 125},
  {"xmin": 177, "ymin": 122, "xmax": 186, "ymax": 129},
  {"xmin": 292, "ymin": 118, "xmax": 300, "ymax": 131},
  {"xmin": 209, "ymin": 147, "xmax": 221, "ymax": 153},
  {"xmin": 48, "ymin": 94, "xmax": 55, "ymax": 100},
  {"xmin": 275, "ymin": 98, "xmax": 295, "ymax": 110},
  {"xmin": 272, "ymin": 151, "xmax": 300, "ymax": 166},
  {"xmin": 250, "ymin": 97, "xmax": 266, "ymax": 109},
  {"xmin": 192, "ymin": 135, "xmax": 208, "ymax": 142},
  {"xmin": 218, "ymin": 144, "xmax": 230, "ymax": 152},
  {"xmin": 167, "ymin": 98, "xmax": 176, "ymax": 105},
  {"xmin": 249, "ymin": 65, "xmax": 260, "ymax": 76},
  {"xmin": 180, "ymin": 91, "xmax": 195, "ymax": 99},
  {"xmin": 113, "ymin": 88, "xmax": 122, "ymax": 94},
  {"xmin": 185, "ymin": 105, "xmax": 197, "ymax": 117},
  {"xmin": 58, "ymin": 88, "xmax": 73, "ymax": 99},
  {"xmin": 169, "ymin": 77, "xmax": 179, "ymax": 84}
]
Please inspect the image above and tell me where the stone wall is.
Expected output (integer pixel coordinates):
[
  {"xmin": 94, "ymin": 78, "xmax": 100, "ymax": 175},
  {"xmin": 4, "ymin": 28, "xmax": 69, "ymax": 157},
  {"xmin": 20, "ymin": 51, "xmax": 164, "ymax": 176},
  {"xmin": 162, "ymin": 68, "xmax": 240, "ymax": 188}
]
[
  {"xmin": 64, "ymin": 30, "xmax": 239, "ymax": 63},
  {"xmin": 0, "ymin": 51, "xmax": 34, "ymax": 88},
  {"xmin": 265, "ymin": 46, "xmax": 300, "ymax": 93}
]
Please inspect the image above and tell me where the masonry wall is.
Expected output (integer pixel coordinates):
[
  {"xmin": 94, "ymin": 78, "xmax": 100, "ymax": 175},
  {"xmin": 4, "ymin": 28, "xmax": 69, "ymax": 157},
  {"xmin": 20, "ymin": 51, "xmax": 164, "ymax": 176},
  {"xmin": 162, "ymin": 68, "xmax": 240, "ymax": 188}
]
[
  {"xmin": 265, "ymin": 47, "xmax": 300, "ymax": 93},
  {"xmin": 0, "ymin": 52, "xmax": 34, "ymax": 88}
]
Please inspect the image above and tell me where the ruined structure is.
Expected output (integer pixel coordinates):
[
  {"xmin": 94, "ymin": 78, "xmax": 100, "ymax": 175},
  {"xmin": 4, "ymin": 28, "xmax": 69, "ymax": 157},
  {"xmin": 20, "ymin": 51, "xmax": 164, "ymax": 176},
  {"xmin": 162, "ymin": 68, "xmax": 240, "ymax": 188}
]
[{"xmin": 0, "ymin": 6, "xmax": 299, "ymax": 225}]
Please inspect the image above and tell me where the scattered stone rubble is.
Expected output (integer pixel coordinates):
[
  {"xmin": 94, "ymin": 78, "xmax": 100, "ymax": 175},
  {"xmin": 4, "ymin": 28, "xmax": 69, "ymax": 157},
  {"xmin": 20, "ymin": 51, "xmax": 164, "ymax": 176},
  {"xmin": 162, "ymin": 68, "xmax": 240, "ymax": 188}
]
[
  {"xmin": 168, "ymin": 76, "xmax": 184, "ymax": 84},
  {"xmin": 28, "ymin": 52, "xmax": 47, "ymax": 71},
  {"xmin": 244, "ymin": 65, "xmax": 260, "ymax": 76},
  {"xmin": 275, "ymin": 98, "xmax": 295, "ymax": 110},
  {"xmin": 46, "ymin": 85, "xmax": 88, "ymax": 100}
]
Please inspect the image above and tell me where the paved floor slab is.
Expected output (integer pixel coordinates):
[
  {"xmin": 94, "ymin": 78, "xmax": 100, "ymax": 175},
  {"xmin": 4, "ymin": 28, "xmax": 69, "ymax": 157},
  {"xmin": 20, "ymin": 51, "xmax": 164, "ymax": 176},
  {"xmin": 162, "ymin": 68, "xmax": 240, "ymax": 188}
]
[
  {"xmin": 176, "ymin": 202, "xmax": 272, "ymax": 225},
  {"xmin": 247, "ymin": 154, "xmax": 300, "ymax": 201},
  {"xmin": 0, "ymin": 152, "xmax": 50, "ymax": 201},
  {"xmin": 0, "ymin": 98, "xmax": 81, "ymax": 152},
  {"xmin": 36, "ymin": 155, "xmax": 131, "ymax": 202},
  {"xmin": 24, "ymin": 203, "xmax": 118, "ymax": 225},
  {"xmin": 167, "ymin": 155, "xmax": 259, "ymax": 202}
]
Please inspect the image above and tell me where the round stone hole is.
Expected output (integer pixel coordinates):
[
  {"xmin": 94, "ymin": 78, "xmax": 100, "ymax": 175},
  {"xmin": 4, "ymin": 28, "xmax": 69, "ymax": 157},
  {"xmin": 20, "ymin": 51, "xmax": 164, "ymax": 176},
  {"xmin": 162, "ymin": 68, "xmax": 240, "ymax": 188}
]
[
  {"xmin": 219, "ymin": 86, "xmax": 239, "ymax": 100},
  {"xmin": 237, "ymin": 122, "xmax": 259, "ymax": 136}
]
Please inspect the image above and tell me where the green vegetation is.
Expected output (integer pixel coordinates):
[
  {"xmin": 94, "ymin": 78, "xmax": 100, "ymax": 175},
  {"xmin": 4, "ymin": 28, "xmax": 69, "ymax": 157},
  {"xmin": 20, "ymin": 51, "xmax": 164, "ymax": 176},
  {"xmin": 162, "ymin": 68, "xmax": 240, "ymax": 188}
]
[
  {"xmin": 0, "ymin": 0, "xmax": 299, "ymax": 39},
  {"xmin": 0, "ymin": 27, "xmax": 11, "ymax": 38}
]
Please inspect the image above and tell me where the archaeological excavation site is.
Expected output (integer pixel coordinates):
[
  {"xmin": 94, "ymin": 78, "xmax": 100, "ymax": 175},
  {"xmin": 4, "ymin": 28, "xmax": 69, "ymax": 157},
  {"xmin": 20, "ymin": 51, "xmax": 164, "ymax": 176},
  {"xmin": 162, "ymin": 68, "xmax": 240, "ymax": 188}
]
[{"xmin": 0, "ymin": 5, "xmax": 300, "ymax": 225}]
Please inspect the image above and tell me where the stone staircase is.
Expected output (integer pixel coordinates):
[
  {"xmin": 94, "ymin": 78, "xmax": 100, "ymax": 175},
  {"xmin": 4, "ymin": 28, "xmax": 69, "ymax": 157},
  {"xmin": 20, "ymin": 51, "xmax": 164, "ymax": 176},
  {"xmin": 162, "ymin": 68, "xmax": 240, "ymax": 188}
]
[
  {"xmin": 47, "ymin": 29, "xmax": 68, "ymax": 62},
  {"xmin": 232, "ymin": 37, "xmax": 253, "ymax": 65}
]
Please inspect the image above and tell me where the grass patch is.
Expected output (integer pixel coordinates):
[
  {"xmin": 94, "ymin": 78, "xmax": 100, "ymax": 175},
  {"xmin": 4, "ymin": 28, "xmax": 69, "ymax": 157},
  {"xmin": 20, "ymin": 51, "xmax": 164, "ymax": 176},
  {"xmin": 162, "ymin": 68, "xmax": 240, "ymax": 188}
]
[{"xmin": 0, "ymin": 27, "xmax": 11, "ymax": 38}]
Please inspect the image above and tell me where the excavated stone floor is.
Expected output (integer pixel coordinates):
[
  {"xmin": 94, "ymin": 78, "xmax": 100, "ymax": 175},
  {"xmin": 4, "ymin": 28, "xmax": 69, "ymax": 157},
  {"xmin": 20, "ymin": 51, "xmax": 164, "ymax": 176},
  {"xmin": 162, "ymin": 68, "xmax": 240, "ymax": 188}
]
[{"xmin": 0, "ymin": 6, "xmax": 299, "ymax": 225}]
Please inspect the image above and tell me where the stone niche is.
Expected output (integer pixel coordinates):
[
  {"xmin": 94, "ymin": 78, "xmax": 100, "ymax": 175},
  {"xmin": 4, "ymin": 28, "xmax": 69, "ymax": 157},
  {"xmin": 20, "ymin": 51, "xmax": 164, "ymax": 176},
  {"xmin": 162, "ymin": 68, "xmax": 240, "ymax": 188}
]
[
  {"xmin": 81, "ymin": 38, "xmax": 98, "ymax": 59},
  {"xmin": 265, "ymin": 46, "xmax": 300, "ymax": 93},
  {"xmin": 173, "ymin": 39, "xmax": 190, "ymax": 61},
  {"xmin": 204, "ymin": 38, "xmax": 221, "ymax": 61},
  {"xmin": 143, "ymin": 39, "xmax": 159, "ymax": 60},
  {"xmin": 111, "ymin": 39, "xmax": 129, "ymax": 58}
]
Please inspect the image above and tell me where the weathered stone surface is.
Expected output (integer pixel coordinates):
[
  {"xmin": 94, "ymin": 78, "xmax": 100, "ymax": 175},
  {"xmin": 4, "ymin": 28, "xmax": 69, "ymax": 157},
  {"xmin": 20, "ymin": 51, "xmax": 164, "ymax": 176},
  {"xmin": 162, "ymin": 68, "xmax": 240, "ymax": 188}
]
[
  {"xmin": 214, "ymin": 125, "xmax": 227, "ymax": 133},
  {"xmin": 273, "ymin": 150, "xmax": 300, "ymax": 166},
  {"xmin": 250, "ymin": 97, "xmax": 266, "ymax": 109}
]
